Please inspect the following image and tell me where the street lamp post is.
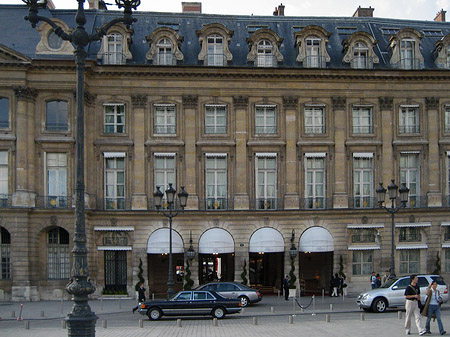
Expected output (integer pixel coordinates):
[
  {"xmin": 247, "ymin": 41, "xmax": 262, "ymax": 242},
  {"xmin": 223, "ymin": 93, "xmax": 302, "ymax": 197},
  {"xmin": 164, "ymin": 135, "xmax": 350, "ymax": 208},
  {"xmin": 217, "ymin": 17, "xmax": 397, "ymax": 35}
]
[
  {"xmin": 153, "ymin": 184, "xmax": 188, "ymax": 298},
  {"xmin": 376, "ymin": 179, "xmax": 410, "ymax": 279},
  {"xmin": 21, "ymin": 1, "xmax": 140, "ymax": 336}
]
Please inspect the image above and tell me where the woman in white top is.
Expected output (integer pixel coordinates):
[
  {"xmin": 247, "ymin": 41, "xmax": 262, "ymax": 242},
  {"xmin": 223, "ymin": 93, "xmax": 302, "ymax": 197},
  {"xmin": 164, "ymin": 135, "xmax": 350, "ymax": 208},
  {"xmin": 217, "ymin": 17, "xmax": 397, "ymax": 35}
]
[{"xmin": 425, "ymin": 280, "xmax": 446, "ymax": 335}]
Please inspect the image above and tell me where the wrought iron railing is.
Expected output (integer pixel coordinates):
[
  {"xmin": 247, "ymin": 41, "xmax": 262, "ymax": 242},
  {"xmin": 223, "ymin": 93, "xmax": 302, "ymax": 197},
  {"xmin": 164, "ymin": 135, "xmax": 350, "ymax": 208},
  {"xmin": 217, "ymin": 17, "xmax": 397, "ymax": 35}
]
[
  {"xmin": 256, "ymin": 54, "xmax": 277, "ymax": 67},
  {"xmin": 250, "ymin": 198, "xmax": 283, "ymax": 210},
  {"xmin": 205, "ymin": 53, "xmax": 227, "ymax": 67},
  {"xmin": 394, "ymin": 58, "xmax": 424, "ymax": 70},
  {"xmin": 35, "ymin": 196, "xmax": 73, "ymax": 209},
  {"xmin": 299, "ymin": 197, "xmax": 333, "ymax": 210},
  {"xmin": 352, "ymin": 125, "xmax": 374, "ymax": 134},
  {"xmin": 153, "ymin": 52, "xmax": 176, "ymax": 66},
  {"xmin": 399, "ymin": 233, "xmax": 422, "ymax": 242},
  {"xmin": 303, "ymin": 55, "xmax": 327, "ymax": 69},
  {"xmin": 0, "ymin": 195, "xmax": 12, "ymax": 208},
  {"xmin": 350, "ymin": 56, "xmax": 374, "ymax": 69},
  {"xmin": 102, "ymin": 52, "xmax": 126, "ymax": 65},
  {"xmin": 198, "ymin": 198, "xmax": 232, "ymax": 211},
  {"xmin": 304, "ymin": 125, "xmax": 326, "ymax": 134},
  {"xmin": 96, "ymin": 198, "xmax": 132, "ymax": 210},
  {"xmin": 349, "ymin": 197, "xmax": 377, "ymax": 209},
  {"xmin": 398, "ymin": 125, "xmax": 420, "ymax": 134},
  {"xmin": 352, "ymin": 234, "xmax": 376, "ymax": 243}
]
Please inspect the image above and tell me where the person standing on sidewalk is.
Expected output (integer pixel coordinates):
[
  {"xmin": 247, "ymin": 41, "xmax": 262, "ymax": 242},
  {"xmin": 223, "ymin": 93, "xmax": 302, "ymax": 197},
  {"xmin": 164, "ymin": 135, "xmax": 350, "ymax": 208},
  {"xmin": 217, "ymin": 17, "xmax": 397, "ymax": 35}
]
[
  {"xmin": 424, "ymin": 280, "xmax": 446, "ymax": 335},
  {"xmin": 283, "ymin": 275, "xmax": 290, "ymax": 301},
  {"xmin": 404, "ymin": 274, "xmax": 426, "ymax": 335},
  {"xmin": 132, "ymin": 283, "xmax": 146, "ymax": 313}
]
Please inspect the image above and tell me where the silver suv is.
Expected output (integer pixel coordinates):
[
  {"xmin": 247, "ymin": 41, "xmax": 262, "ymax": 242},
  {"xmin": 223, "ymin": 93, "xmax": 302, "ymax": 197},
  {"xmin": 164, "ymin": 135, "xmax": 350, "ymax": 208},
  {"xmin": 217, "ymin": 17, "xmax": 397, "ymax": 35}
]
[{"xmin": 356, "ymin": 274, "xmax": 448, "ymax": 313}]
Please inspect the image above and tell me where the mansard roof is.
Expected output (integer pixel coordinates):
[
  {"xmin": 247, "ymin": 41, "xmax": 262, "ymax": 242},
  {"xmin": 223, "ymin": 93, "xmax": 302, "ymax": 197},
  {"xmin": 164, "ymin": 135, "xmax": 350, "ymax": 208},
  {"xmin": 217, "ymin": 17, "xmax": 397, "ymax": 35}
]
[{"xmin": 0, "ymin": 4, "xmax": 449, "ymax": 69}]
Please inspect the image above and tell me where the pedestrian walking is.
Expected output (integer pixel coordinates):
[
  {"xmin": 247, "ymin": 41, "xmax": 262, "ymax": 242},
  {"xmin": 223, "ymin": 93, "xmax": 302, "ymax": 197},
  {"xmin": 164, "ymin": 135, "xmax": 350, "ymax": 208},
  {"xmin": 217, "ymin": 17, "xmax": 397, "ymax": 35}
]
[
  {"xmin": 331, "ymin": 273, "xmax": 340, "ymax": 297},
  {"xmin": 376, "ymin": 273, "xmax": 382, "ymax": 288},
  {"xmin": 424, "ymin": 280, "xmax": 446, "ymax": 335},
  {"xmin": 132, "ymin": 283, "xmax": 146, "ymax": 313},
  {"xmin": 283, "ymin": 275, "xmax": 290, "ymax": 301},
  {"xmin": 382, "ymin": 270, "xmax": 390, "ymax": 285},
  {"xmin": 404, "ymin": 274, "xmax": 426, "ymax": 335},
  {"xmin": 370, "ymin": 271, "xmax": 377, "ymax": 289}
]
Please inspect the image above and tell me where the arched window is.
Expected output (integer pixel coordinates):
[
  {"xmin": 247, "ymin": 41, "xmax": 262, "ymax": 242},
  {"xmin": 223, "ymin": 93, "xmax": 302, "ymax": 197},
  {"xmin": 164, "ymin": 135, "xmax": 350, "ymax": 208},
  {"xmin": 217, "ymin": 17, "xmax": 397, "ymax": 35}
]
[
  {"xmin": 0, "ymin": 227, "xmax": 10, "ymax": 280},
  {"xmin": 46, "ymin": 100, "xmax": 68, "ymax": 131},
  {"xmin": 156, "ymin": 38, "xmax": 173, "ymax": 65},
  {"xmin": 352, "ymin": 42, "xmax": 369, "ymax": 69},
  {"xmin": 257, "ymin": 40, "xmax": 274, "ymax": 67},
  {"xmin": 47, "ymin": 227, "xmax": 69, "ymax": 280}
]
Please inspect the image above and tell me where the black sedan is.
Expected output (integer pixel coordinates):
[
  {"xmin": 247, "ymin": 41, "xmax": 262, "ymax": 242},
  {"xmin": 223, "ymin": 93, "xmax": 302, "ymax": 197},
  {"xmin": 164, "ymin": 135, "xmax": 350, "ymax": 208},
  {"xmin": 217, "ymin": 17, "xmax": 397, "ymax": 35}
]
[{"xmin": 138, "ymin": 290, "xmax": 242, "ymax": 320}]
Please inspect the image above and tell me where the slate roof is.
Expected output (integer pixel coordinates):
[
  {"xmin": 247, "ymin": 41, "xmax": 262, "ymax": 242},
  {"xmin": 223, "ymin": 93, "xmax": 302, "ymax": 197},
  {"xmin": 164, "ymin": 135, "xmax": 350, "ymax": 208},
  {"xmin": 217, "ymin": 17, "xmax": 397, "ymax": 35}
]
[{"xmin": 1, "ymin": 4, "xmax": 450, "ymax": 69}]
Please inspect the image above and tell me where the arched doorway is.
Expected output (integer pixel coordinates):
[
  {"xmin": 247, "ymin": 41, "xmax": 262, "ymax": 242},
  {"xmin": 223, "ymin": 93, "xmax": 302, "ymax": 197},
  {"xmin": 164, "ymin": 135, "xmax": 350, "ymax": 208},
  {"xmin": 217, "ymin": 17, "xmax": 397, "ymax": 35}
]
[
  {"xmin": 298, "ymin": 226, "xmax": 334, "ymax": 295},
  {"xmin": 249, "ymin": 228, "xmax": 284, "ymax": 291},
  {"xmin": 147, "ymin": 228, "xmax": 184, "ymax": 294},
  {"xmin": 198, "ymin": 228, "xmax": 234, "ymax": 284}
]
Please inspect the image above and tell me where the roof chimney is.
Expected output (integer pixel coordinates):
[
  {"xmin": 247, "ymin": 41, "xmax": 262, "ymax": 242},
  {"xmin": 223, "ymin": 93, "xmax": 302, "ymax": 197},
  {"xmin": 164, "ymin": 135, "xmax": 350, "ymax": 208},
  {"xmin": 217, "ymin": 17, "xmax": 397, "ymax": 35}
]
[
  {"xmin": 434, "ymin": 9, "xmax": 446, "ymax": 22},
  {"xmin": 353, "ymin": 6, "xmax": 374, "ymax": 17},
  {"xmin": 88, "ymin": 0, "xmax": 99, "ymax": 9},
  {"xmin": 273, "ymin": 3, "xmax": 285, "ymax": 16},
  {"xmin": 46, "ymin": 0, "xmax": 55, "ymax": 9},
  {"xmin": 182, "ymin": 2, "xmax": 202, "ymax": 14}
]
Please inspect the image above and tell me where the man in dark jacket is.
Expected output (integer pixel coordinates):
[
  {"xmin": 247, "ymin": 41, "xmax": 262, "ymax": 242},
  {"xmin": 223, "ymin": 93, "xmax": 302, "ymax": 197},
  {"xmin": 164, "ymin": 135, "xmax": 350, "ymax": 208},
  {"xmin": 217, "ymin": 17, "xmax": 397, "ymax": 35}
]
[
  {"xmin": 132, "ymin": 283, "xmax": 146, "ymax": 313},
  {"xmin": 283, "ymin": 275, "xmax": 290, "ymax": 301}
]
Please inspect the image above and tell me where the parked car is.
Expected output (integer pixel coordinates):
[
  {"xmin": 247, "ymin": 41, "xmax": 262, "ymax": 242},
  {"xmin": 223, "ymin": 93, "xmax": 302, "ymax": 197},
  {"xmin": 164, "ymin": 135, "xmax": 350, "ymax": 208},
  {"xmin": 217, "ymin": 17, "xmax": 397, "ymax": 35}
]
[
  {"xmin": 356, "ymin": 274, "xmax": 449, "ymax": 313},
  {"xmin": 138, "ymin": 290, "xmax": 242, "ymax": 320},
  {"xmin": 196, "ymin": 282, "xmax": 262, "ymax": 307}
]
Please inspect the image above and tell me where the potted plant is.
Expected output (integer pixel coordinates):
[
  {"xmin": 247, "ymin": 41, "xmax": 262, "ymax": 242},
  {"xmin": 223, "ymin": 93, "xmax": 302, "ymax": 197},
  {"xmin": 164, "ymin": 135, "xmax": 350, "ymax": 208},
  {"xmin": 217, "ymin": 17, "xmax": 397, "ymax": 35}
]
[
  {"xmin": 241, "ymin": 259, "xmax": 248, "ymax": 285},
  {"xmin": 338, "ymin": 255, "xmax": 348, "ymax": 296},
  {"xmin": 134, "ymin": 257, "xmax": 145, "ymax": 298},
  {"xmin": 288, "ymin": 258, "xmax": 297, "ymax": 298},
  {"xmin": 184, "ymin": 259, "xmax": 194, "ymax": 290}
]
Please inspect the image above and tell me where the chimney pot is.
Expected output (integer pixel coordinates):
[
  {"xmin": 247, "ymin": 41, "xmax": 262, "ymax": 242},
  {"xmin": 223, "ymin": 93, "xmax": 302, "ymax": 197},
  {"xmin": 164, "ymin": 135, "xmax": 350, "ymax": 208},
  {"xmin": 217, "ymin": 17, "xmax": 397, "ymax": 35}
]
[
  {"xmin": 434, "ymin": 9, "xmax": 446, "ymax": 22},
  {"xmin": 182, "ymin": 2, "xmax": 202, "ymax": 14},
  {"xmin": 353, "ymin": 6, "xmax": 374, "ymax": 17}
]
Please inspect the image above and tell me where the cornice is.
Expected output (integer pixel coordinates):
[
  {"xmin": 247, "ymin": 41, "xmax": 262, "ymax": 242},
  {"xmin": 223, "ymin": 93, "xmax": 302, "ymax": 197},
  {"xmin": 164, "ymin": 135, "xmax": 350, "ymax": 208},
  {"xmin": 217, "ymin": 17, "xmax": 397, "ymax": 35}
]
[
  {"xmin": 196, "ymin": 140, "xmax": 236, "ymax": 146},
  {"xmin": 36, "ymin": 136, "xmax": 75, "ymax": 143},
  {"xmin": 345, "ymin": 139, "xmax": 382, "ymax": 146},
  {"xmin": 145, "ymin": 139, "xmax": 185, "ymax": 146},
  {"xmin": 94, "ymin": 139, "xmax": 134, "ymax": 146},
  {"xmin": 297, "ymin": 140, "xmax": 335, "ymax": 146},
  {"xmin": 247, "ymin": 140, "xmax": 286, "ymax": 146},
  {"xmin": 392, "ymin": 139, "xmax": 429, "ymax": 145}
]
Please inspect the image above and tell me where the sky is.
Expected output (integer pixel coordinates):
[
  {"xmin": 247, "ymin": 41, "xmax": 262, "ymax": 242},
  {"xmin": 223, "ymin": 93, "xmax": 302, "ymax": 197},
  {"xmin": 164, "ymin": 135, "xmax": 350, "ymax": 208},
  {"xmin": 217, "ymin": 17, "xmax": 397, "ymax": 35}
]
[{"xmin": 1, "ymin": 0, "xmax": 449, "ymax": 21}]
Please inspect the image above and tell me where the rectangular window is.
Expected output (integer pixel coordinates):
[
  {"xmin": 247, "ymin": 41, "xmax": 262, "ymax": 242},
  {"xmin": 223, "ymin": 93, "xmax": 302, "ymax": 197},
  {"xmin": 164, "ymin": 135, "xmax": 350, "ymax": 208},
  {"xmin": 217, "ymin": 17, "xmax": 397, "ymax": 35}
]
[
  {"xmin": 47, "ymin": 229, "xmax": 69, "ymax": 280},
  {"xmin": 255, "ymin": 105, "xmax": 276, "ymax": 134},
  {"xmin": 352, "ymin": 107, "xmax": 373, "ymax": 134},
  {"xmin": 399, "ymin": 249, "xmax": 419, "ymax": 274},
  {"xmin": 154, "ymin": 154, "xmax": 176, "ymax": 193},
  {"xmin": 305, "ymin": 156, "xmax": 326, "ymax": 209},
  {"xmin": 445, "ymin": 106, "xmax": 450, "ymax": 133},
  {"xmin": 104, "ymin": 33, "xmax": 124, "ymax": 65},
  {"xmin": 154, "ymin": 104, "xmax": 176, "ymax": 134},
  {"xmin": 0, "ymin": 97, "xmax": 9, "ymax": 128},
  {"xmin": 205, "ymin": 155, "xmax": 227, "ymax": 210},
  {"xmin": 353, "ymin": 155, "xmax": 374, "ymax": 208},
  {"xmin": 352, "ymin": 250, "xmax": 373, "ymax": 275},
  {"xmin": 255, "ymin": 154, "xmax": 277, "ymax": 209},
  {"xmin": 104, "ymin": 250, "xmax": 127, "ymax": 292},
  {"xmin": 104, "ymin": 104, "xmax": 125, "ymax": 134},
  {"xmin": 46, "ymin": 100, "xmax": 68, "ymax": 131},
  {"xmin": 351, "ymin": 229, "xmax": 376, "ymax": 243},
  {"xmin": 448, "ymin": 154, "xmax": 450, "ymax": 205},
  {"xmin": 46, "ymin": 153, "xmax": 68, "ymax": 208},
  {"xmin": 306, "ymin": 38, "xmax": 322, "ymax": 68},
  {"xmin": 445, "ymin": 227, "xmax": 450, "ymax": 241},
  {"xmin": 446, "ymin": 249, "xmax": 450, "ymax": 272},
  {"xmin": 0, "ymin": 151, "xmax": 8, "ymax": 196},
  {"xmin": 0, "ymin": 228, "xmax": 10, "ymax": 280},
  {"xmin": 399, "ymin": 227, "xmax": 422, "ymax": 242},
  {"xmin": 400, "ymin": 40, "xmax": 415, "ymax": 69},
  {"xmin": 205, "ymin": 105, "xmax": 227, "ymax": 134},
  {"xmin": 305, "ymin": 107, "xmax": 325, "ymax": 134},
  {"xmin": 399, "ymin": 106, "xmax": 419, "ymax": 134},
  {"xmin": 104, "ymin": 154, "xmax": 125, "ymax": 210},
  {"xmin": 400, "ymin": 153, "xmax": 420, "ymax": 207},
  {"xmin": 207, "ymin": 35, "xmax": 224, "ymax": 66}
]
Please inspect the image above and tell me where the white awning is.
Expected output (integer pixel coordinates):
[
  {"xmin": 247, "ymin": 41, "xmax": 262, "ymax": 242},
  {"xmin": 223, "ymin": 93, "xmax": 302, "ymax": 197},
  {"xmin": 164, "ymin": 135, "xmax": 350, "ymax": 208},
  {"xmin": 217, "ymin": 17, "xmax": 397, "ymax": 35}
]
[
  {"xmin": 255, "ymin": 104, "xmax": 277, "ymax": 108},
  {"xmin": 205, "ymin": 153, "xmax": 227, "ymax": 158},
  {"xmin": 98, "ymin": 246, "xmax": 132, "ymax": 251},
  {"xmin": 396, "ymin": 244, "xmax": 428, "ymax": 250},
  {"xmin": 199, "ymin": 228, "xmax": 234, "ymax": 254},
  {"xmin": 441, "ymin": 223, "xmax": 450, "ymax": 227},
  {"xmin": 154, "ymin": 153, "xmax": 176, "ymax": 157},
  {"xmin": 400, "ymin": 105, "xmax": 420, "ymax": 108},
  {"xmin": 94, "ymin": 226, "xmax": 134, "ymax": 231},
  {"xmin": 348, "ymin": 245, "xmax": 381, "ymax": 250},
  {"xmin": 255, "ymin": 153, "xmax": 277, "ymax": 158},
  {"xmin": 353, "ymin": 152, "xmax": 373, "ymax": 158},
  {"xmin": 395, "ymin": 222, "xmax": 431, "ymax": 228},
  {"xmin": 103, "ymin": 152, "xmax": 126, "ymax": 158},
  {"xmin": 347, "ymin": 224, "xmax": 384, "ymax": 229},
  {"xmin": 447, "ymin": 151, "xmax": 450, "ymax": 157},
  {"xmin": 299, "ymin": 227, "xmax": 334, "ymax": 252},
  {"xmin": 154, "ymin": 103, "xmax": 175, "ymax": 107},
  {"xmin": 442, "ymin": 244, "xmax": 450, "ymax": 248},
  {"xmin": 147, "ymin": 228, "xmax": 184, "ymax": 254},
  {"xmin": 400, "ymin": 151, "xmax": 420, "ymax": 154},
  {"xmin": 304, "ymin": 152, "xmax": 327, "ymax": 158},
  {"xmin": 249, "ymin": 228, "xmax": 285, "ymax": 253}
]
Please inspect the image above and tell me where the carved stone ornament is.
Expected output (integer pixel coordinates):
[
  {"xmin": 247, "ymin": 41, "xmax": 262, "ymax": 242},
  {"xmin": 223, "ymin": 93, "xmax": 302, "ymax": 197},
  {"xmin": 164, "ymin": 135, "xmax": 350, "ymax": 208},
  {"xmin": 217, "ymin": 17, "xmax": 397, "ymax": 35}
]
[
  {"xmin": 331, "ymin": 96, "xmax": 346, "ymax": 109},
  {"xmin": 233, "ymin": 96, "xmax": 249, "ymax": 108},
  {"xmin": 425, "ymin": 97, "xmax": 439, "ymax": 110},
  {"xmin": 132, "ymin": 94, "xmax": 148, "ymax": 108},
  {"xmin": 14, "ymin": 86, "xmax": 37, "ymax": 101},
  {"xmin": 283, "ymin": 96, "xmax": 298, "ymax": 109},
  {"xmin": 182, "ymin": 95, "xmax": 198, "ymax": 108},
  {"xmin": 50, "ymin": 215, "xmax": 57, "ymax": 226},
  {"xmin": 378, "ymin": 97, "xmax": 393, "ymax": 110},
  {"xmin": 84, "ymin": 91, "xmax": 96, "ymax": 107}
]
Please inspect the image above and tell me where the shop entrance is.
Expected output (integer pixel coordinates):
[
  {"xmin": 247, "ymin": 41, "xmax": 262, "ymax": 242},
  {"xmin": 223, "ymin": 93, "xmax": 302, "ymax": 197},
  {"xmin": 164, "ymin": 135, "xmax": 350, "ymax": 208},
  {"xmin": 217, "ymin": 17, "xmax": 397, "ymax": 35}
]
[
  {"xmin": 147, "ymin": 253, "xmax": 184, "ymax": 295},
  {"xmin": 249, "ymin": 252, "xmax": 284, "ymax": 289},
  {"xmin": 199, "ymin": 253, "xmax": 234, "ymax": 284},
  {"xmin": 299, "ymin": 252, "xmax": 333, "ymax": 295}
]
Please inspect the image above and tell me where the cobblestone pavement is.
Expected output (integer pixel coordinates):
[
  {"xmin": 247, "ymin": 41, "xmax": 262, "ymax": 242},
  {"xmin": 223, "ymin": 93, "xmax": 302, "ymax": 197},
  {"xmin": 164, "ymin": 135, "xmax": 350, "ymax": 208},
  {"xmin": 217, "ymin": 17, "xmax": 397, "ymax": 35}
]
[{"xmin": 0, "ymin": 296, "xmax": 448, "ymax": 336}]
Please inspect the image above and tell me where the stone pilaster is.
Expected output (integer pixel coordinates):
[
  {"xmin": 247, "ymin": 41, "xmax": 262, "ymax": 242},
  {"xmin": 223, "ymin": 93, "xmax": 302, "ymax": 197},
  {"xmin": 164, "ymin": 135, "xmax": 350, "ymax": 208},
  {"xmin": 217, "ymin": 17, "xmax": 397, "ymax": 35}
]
[
  {"xmin": 332, "ymin": 97, "xmax": 348, "ymax": 208},
  {"xmin": 232, "ymin": 96, "xmax": 250, "ymax": 209},
  {"xmin": 379, "ymin": 97, "xmax": 394, "ymax": 191},
  {"xmin": 131, "ymin": 95, "xmax": 148, "ymax": 209},
  {"xmin": 425, "ymin": 97, "xmax": 441, "ymax": 206},
  {"xmin": 283, "ymin": 96, "xmax": 299, "ymax": 209}
]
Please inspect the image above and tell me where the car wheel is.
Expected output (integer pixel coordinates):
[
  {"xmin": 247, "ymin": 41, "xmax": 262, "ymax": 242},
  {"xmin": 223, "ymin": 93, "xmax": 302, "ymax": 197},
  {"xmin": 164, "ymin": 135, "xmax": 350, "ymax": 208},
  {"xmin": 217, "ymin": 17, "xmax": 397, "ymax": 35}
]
[
  {"xmin": 212, "ymin": 307, "xmax": 226, "ymax": 319},
  {"xmin": 239, "ymin": 296, "xmax": 250, "ymax": 307},
  {"xmin": 147, "ymin": 307, "xmax": 162, "ymax": 320},
  {"xmin": 372, "ymin": 298, "xmax": 387, "ymax": 313}
]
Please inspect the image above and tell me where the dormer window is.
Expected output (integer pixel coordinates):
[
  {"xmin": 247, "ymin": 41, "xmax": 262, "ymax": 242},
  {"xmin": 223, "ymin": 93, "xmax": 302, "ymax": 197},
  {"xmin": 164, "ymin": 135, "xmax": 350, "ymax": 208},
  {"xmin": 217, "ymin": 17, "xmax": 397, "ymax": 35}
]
[
  {"xmin": 306, "ymin": 37, "xmax": 322, "ymax": 68},
  {"xmin": 105, "ymin": 33, "xmax": 124, "ymax": 65},
  {"xmin": 295, "ymin": 26, "xmax": 331, "ymax": 69},
  {"xmin": 400, "ymin": 39, "xmax": 415, "ymax": 69},
  {"xmin": 156, "ymin": 38, "xmax": 173, "ymax": 65},
  {"xmin": 247, "ymin": 29, "xmax": 283, "ymax": 68},
  {"xmin": 197, "ymin": 23, "xmax": 234, "ymax": 67},
  {"xmin": 389, "ymin": 28, "xmax": 424, "ymax": 70},
  {"xmin": 342, "ymin": 32, "xmax": 379, "ymax": 69},
  {"xmin": 146, "ymin": 27, "xmax": 184, "ymax": 65},
  {"xmin": 35, "ymin": 18, "xmax": 74, "ymax": 55},
  {"xmin": 257, "ymin": 40, "xmax": 274, "ymax": 67},
  {"xmin": 207, "ymin": 35, "xmax": 225, "ymax": 66},
  {"xmin": 434, "ymin": 34, "xmax": 450, "ymax": 69},
  {"xmin": 97, "ymin": 24, "xmax": 133, "ymax": 65}
]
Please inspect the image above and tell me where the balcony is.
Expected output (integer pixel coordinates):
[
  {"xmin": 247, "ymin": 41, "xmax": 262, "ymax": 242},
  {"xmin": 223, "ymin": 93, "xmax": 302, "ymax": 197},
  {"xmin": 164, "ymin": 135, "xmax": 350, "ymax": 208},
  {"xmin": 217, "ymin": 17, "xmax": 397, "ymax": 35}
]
[
  {"xmin": 399, "ymin": 125, "xmax": 420, "ymax": 134},
  {"xmin": 96, "ymin": 198, "xmax": 132, "ymax": 210},
  {"xmin": 198, "ymin": 198, "xmax": 232, "ymax": 211},
  {"xmin": 153, "ymin": 52, "xmax": 176, "ymax": 66},
  {"xmin": 399, "ymin": 233, "xmax": 422, "ymax": 242},
  {"xmin": 250, "ymin": 198, "xmax": 283, "ymax": 210},
  {"xmin": 352, "ymin": 125, "xmax": 374, "ymax": 134},
  {"xmin": 351, "ymin": 234, "xmax": 376, "ymax": 243},
  {"xmin": 444, "ymin": 231, "xmax": 450, "ymax": 241},
  {"xmin": 205, "ymin": 53, "xmax": 227, "ymax": 67},
  {"xmin": 404, "ymin": 196, "xmax": 427, "ymax": 208},
  {"xmin": 256, "ymin": 55, "xmax": 277, "ymax": 68},
  {"xmin": 101, "ymin": 52, "xmax": 127, "ymax": 65},
  {"xmin": 303, "ymin": 55, "xmax": 327, "ymax": 69},
  {"xmin": 0, "ymin": 194, "xmax": 12, "ymax": 208},
  {"xmin": 349, "ymin": 197, "xmax": 377, "ymax": 209},
  {"xmin": 304, "ymin": 125, "xmax": 326, "ymax": 134},
  {"xmin": 393, "ymin": 58, "xmax": 424, "ymax": 70},
  {"xmin": 300, "ymin": 197, "xmax": 333, "ymax": 210},
  {"xmin": 148, "ymin": 199, "xmax": 181, "ymax": 211},
  {"xmin": 35, "ymin": 196, "xmax": 72, "ymax": 209},
  {"xmin": 350, "ymin": 56, "xmax": 374, "ymax": 69}
]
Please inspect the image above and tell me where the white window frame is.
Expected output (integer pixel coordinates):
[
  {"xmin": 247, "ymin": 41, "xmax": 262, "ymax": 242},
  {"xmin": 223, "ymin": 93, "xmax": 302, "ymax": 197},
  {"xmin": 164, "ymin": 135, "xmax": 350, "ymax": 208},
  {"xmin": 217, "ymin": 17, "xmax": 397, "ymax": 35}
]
[
  {"xmin": 0, "ymin": 151, "xmax": 8, "ymax": 196},
  {"xmin": 104, "ymin": 104, "xmax": 125, "ymax": 134},
  {"xmin": 255, "ymin": 154, "xmax": 277, "ymax": 209},
  {"xmin": 304, "ymin": 106, "xmax": 325, "ymax": 134},
  {"xmin": 352, "ymin": 250, "xmax": 374, "ymax": 275},
  {"xmin": 399, "ymin": 249, "xmax": 420, "ymax": 274},
  {"xmin": 207, "ymin": 35, "xmax": 224, "ymax": 66},
  {"xmin": 154, "ymin": 104, "xmax": 176, "ymax": 135},
  {"xmin": 45, "ymin": 153, "xmax": 68, "ymax": 207},
  {"xmin": 400, "ymin": 152, "xmax": 420, "ymax": 207},
  {"xmin": 156, "ymin": 38, "xmax": 173, "ymax": 65},
  {"xmin": 47, "ymin": 227, "xmax": 70, "ymax": 280},
  {"xmin": 205, "ymin": 105, "xmax": 227, "ymax": 134},
  {"xmin": 255, "ymin": 105, "xmax": 276, "ymax": 134},
  {"xmin": 352, "ymin": 106, "xmax": 373, "ymax": 134},
  {"xmin": 400, "ymin": 39, "xmax": 415, "ymax": 70},
  {"xmin": 306, "ymin": 37, "xmax": 321, "ymax": 68},
  {"xmin": 399, "ymin": 106, "xmax": 420, "ymax": 134},
  {"xmin": 257, "ymin": 39, "xmax": 274, "ymax": 67},
  {"xmin": 104, "ymin": 153, "xmax": 126, "ymax": 210},
  {"xmin": 445, "ymin": 105, "xmax": 450, "ymax": 133},
  {"xmin": 352, "ymin": 42, "xmax": 369, "ymax": 69},
  {"xmin": 353, "ymin": 154, "xmax": 374, "ymax": 208},
  {"xmin": 154, "ymin": 153, "xmax": 176, "ymax": 193},
  {"xmin": 105, "ymin": 33, "xmax": 124, "ymax": 65},
  {"xmin": 205, "ymin": 154, "xmax": 227, "ymax": 210},
  {"xmin": 304, "ymin": 155, "xmax": 326, "ymax": 209}
]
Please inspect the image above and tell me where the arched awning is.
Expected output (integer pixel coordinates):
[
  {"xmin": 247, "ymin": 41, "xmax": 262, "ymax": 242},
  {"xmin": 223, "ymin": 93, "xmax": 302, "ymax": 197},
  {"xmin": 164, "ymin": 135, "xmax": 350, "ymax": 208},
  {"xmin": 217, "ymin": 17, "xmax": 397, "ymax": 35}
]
[
  {"xmin": 199, "ymin": 228, "xmax": 234, "ymax": 254},
  {"xmin": 249, "ymin": 227, "xmax": 284, "ymax": 253},
  {"xmin": 147, "ymin": 228, "xmax": 184, "ymax": 254},
  {"xmin": 299, "ymin": 227, "xmax": 334, "ymax": 252}
]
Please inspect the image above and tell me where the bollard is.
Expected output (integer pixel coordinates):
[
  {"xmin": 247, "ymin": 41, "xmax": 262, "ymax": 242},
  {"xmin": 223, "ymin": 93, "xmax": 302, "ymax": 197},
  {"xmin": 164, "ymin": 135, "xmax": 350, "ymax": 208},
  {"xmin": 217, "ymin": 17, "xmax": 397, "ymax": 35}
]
[
  {"xmin": 17, "ymin": 303, "xmax": 23, "ymax": 321},
  {"xmin": 322, "ymin": 289, "xmax": 325, "ymax": 302},
  {"xmin": 253, "ymin": 317, "xmax": 258, "ymax": 325},
  {"xmin": 177, "ymin": 318, "xmax": 182, "ymax": 327},
  {"xmin": 11, "ymin": 311, "xmax": 15, "ymax": 318},
  {"xmin": 326, "ymin": 314, "xmax": 330, "ymax": 323},
  {"xmin": 329, "ymin": 303, "xmax": 333, "ymax": 311},
  {"xmin": 360, "ymin": 312, "xmax": 365, "ymax": 321},
  {"xmin": 270, "ymin": 306, "xmax": 274, "ymax": 313},
  {"xmin": 103, "ymin": 320, "xmax": 107, "ymax": 329},
  {"xmin": 62, "ymin": 320, "xmax": 67, "ymax": 329},
  {"xmin": 398, "ymin": 311, "xmax": 402, "ymax": 319},
  {"xmin": 312, "ymin": 295, "xmax": 316, "ymax": 316},
  {"xmin": 25, "ymin": 320, "xmax": 30, "ymax": 329},
  {"xmin": 101, "ymin": 296, "xmax": 104, "ymax": 311},
  {"xmin": 61, "ymin": 298, "xmax": 64, "ymax": 314},
  {"xmin": 213, "ymin": 318, "xmax": 218, "ymax": 326},
  {"xmin": 139, "ymin": 319, "xmax": 143, "ymax": 328},
  {"xmin": 152, "ymin": 293, "xmax": 155, "ymax": 301},
  {"xmin": 41, "ymin": 310, "xmax": 44, "ymax": 318},
  {"xmin": 301, "ymin": 307, "xmax": 304, "ymax": 313},
  {"xmin": 119, "ymin": 297, "xmax": 122, "ymax": 309},
  {"xmin": 289, "ymin": 315, "xmax": 294, "ymax": 324},
  {"xmin": 278, "ymin": 289, "xmax": 280, "ymax": 299}
]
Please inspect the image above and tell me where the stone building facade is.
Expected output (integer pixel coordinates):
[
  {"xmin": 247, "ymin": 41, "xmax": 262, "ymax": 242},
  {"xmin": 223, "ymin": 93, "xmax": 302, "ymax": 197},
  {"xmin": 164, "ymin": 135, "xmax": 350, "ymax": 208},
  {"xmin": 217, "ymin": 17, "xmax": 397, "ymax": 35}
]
[{"xmin": 0, "ymin": 3, "xmax": 449, "ymax": 301}]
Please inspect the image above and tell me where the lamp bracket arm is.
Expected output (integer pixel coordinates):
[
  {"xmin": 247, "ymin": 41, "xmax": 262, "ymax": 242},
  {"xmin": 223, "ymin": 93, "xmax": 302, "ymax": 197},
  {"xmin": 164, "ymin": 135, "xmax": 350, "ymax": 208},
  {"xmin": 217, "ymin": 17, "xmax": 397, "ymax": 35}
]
[
  {"xmin": 90, "ymin": 18, "xmax": 126, "ymax": 41},
  {"xmin": 25, "ymin": 15, "xmax": 72, "ymax": 41}
]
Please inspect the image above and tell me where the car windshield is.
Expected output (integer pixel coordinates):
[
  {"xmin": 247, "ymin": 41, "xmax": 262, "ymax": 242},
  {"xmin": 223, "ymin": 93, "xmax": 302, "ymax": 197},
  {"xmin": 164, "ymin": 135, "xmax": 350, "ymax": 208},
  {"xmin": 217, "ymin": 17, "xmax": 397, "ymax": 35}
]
[{"xmin": 380, "ymin": 278, "xmax": 397, "ymax": 288}]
